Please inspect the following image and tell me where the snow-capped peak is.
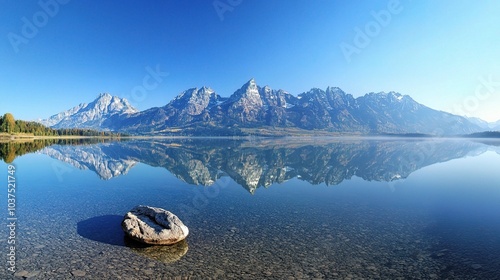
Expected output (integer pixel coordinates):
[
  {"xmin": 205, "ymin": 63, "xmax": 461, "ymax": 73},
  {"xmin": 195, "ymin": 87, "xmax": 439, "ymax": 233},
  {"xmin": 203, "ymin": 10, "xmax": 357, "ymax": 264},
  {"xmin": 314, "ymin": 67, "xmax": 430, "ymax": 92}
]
[
  {"xmin": 39, "ymin": 93, "xmax": 138, "ymax": 129},
  {"xmin": 367, "ymin": 91, "xmax": 405, "ymax": 102}
]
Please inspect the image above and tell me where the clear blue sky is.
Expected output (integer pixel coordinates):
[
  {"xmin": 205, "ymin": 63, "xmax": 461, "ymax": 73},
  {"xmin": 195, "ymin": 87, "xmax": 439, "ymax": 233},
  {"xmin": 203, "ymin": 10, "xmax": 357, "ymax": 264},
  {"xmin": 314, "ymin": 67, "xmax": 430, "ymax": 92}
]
[{"xmin": 1, "ymin": 0, "xmax": 499, "ymax": 121}]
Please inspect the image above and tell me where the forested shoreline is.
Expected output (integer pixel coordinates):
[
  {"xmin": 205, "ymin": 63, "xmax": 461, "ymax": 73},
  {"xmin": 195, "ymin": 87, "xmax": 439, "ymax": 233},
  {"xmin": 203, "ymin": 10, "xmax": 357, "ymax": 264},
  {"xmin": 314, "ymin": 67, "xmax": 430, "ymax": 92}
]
[{"xmin": 0, "ymin": 113, "xmax": 123, "ymax": 137}]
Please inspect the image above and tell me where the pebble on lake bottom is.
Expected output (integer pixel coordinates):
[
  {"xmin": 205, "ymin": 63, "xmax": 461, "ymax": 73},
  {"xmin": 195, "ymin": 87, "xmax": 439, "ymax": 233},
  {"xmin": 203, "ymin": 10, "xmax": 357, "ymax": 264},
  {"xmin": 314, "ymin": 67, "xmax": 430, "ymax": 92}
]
[{"xmin": 71, "ymin": 270, "xmax": 87, "ymax": 277}]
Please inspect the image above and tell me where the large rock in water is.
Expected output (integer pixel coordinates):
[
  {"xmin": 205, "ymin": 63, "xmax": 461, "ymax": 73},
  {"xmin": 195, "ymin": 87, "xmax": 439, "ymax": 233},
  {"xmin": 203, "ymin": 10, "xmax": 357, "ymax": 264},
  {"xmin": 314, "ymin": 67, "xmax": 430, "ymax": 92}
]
[{"xmin": 121, "ymin": 205, "xmax": 189, "ymax": 245}]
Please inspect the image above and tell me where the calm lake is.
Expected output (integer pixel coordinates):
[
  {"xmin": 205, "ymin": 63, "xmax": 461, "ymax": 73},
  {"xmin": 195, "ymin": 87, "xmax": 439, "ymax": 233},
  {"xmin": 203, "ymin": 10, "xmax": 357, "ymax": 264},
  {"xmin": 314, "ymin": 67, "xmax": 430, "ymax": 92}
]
[{"xmin": 1, "ymin": 137, "xmax": 500, "ymax": 279}]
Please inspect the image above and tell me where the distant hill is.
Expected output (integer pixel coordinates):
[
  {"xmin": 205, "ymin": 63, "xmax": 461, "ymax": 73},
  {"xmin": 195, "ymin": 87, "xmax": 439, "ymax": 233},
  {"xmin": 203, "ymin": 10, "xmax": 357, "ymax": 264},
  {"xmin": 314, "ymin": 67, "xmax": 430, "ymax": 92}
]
[
  {"xmin": 38, "ymin": 79, "xmax": 484, "ymax": 136},
  {"xmin": 465, "ymin": 117, "xmax": 500, "ymax": 131},
  {"xmin": 462, "ymin": 131, "xmax": 500, "ymax": 138}
]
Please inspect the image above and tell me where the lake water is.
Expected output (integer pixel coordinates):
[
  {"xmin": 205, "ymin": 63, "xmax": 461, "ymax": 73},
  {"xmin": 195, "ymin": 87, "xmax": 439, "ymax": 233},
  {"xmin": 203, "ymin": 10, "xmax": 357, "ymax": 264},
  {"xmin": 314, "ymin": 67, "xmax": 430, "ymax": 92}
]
[{"xmin": 1, "ymin": 138, "xmax": 500, "ymax": 279}]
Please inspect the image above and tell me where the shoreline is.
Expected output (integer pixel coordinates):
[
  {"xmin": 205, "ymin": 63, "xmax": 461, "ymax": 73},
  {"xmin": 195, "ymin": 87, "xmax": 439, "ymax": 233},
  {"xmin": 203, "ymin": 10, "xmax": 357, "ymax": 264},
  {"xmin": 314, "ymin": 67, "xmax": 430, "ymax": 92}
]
[{"xmin": 1, "ymin": 134, "xmax": 500, "ymax": 143}]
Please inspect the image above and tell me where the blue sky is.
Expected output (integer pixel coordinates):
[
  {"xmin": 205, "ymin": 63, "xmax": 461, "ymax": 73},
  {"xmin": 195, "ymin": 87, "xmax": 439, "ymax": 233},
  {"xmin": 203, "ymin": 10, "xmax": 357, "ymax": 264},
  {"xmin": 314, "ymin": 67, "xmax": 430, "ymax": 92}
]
[{"xmin": 1, "ymin": 0, "xmax": 499, "ymax": 121}]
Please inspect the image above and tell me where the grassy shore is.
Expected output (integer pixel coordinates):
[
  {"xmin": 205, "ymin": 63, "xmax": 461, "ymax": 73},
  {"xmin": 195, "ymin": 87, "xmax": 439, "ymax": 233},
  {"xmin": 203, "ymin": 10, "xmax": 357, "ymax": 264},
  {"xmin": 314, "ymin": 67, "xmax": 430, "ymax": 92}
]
[
  {"xmin": 0, "ymin": 133, "xmax": 128, "ymax": 142},
  {"xmin": 0, "ymin": 132, "xmax": 35, "ymax": 140}
]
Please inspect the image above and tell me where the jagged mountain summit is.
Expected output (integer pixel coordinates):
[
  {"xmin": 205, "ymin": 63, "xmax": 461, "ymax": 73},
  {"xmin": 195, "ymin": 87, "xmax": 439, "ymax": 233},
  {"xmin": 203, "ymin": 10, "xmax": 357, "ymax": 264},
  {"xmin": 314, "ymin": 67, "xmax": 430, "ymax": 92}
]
[
  {"xmin": 39, "ymin": 79, "xmax": 484, "ymax": 135},
  {"xmin": 40, "ymin": 93, "xmax": 138, "ymax": 130},
  {"xmin": 105, "ymin": 87, "xmax": 225, "ymax": 132},
  {"xmin": 217, "ymin": 78, "xmax": 297, "ymax": 126}
]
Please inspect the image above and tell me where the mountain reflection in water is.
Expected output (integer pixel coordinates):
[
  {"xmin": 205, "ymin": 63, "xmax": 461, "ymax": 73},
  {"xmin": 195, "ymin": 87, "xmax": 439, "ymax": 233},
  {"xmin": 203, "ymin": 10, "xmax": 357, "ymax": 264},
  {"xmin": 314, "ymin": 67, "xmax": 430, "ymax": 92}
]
[{"xmin": 10, "ymin": 137, "xmax": 492, "ymax": 194}]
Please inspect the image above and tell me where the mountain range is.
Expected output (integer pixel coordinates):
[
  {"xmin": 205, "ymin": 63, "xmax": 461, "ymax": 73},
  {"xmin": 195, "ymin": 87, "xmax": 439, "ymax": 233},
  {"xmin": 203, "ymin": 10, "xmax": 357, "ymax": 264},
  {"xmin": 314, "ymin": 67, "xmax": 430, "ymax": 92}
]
[{"xmin": 39, "ymin": 79, "xmax": 494, "ymax": 136}]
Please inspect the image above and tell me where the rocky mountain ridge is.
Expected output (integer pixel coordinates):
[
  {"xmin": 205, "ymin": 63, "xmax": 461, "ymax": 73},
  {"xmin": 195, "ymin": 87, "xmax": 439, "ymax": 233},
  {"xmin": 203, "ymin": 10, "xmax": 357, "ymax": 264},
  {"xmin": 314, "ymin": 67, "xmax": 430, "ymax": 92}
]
[
  {"xmin": 40, "ymin": 79, "xmax": 486, "ymax": 135},
  {"xmin": 40, "ymin": 93, "xmax": 138, "ymax": 129}
]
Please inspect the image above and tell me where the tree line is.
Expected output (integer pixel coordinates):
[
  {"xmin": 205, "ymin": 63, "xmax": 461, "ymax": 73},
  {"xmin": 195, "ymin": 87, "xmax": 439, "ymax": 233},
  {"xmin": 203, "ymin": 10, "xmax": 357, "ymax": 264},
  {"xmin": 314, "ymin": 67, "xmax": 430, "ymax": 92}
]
[
  {"xmin": 0, "ymin": 138, "xmax": 120, "ymax": 163},
  {"xmin": 0, "ymin": 113, "xmax": 124, "ymax": 137}
]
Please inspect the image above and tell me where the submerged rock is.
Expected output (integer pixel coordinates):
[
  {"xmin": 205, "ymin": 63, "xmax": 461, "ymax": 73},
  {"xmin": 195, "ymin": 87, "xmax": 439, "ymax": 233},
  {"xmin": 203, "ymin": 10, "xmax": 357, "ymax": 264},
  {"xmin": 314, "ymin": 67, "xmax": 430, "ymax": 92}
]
[{"xmin": 122, "ymin": 205, "xmax": 189, "ymax": 245}]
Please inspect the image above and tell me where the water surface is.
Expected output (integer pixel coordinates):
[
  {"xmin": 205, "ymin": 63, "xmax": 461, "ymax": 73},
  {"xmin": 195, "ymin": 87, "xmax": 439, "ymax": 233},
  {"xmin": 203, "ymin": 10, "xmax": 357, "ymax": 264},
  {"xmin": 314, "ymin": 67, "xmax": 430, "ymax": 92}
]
[{"xmin": 1, "ymin": 138, "xmax": 500, "ymax": 279}]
